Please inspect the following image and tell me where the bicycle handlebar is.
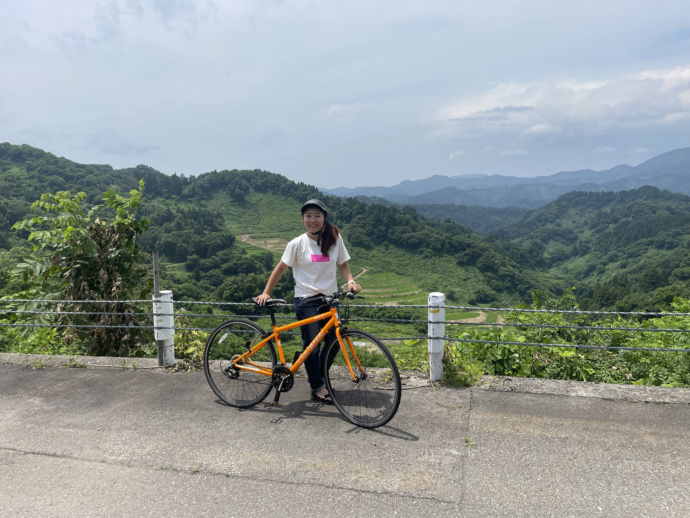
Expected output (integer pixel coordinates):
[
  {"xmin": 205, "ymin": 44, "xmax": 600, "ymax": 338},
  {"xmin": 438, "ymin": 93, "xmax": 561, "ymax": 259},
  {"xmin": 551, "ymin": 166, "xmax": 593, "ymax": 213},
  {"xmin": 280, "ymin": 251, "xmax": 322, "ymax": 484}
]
[
  {"xmin": 301, "ymin": 289, "xmax": 362, "ymax": 307},
  {"xmin": 252, "ymin": 289, "xmax": 362, "ymax": 309}
]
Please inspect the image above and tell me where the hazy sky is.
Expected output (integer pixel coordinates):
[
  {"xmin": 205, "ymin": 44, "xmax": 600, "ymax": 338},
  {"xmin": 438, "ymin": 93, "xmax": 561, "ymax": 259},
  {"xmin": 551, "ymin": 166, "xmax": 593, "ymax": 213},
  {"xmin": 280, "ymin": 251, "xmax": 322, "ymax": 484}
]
[{"xmin": 2, "ymin": 1, "xmax": 690, "ymax": 188}]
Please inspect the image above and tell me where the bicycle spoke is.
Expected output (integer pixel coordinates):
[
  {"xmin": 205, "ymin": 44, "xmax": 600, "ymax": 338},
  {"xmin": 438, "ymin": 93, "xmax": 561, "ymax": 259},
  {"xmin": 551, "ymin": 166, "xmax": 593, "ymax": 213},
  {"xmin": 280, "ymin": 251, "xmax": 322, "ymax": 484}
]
[
  {"xmin": 203, "ymin": 320, "xmax": 276, "ymax": 408},
  {"xmin": 324, "ymin": 329, "xmax": 401, "ymax": 428}
]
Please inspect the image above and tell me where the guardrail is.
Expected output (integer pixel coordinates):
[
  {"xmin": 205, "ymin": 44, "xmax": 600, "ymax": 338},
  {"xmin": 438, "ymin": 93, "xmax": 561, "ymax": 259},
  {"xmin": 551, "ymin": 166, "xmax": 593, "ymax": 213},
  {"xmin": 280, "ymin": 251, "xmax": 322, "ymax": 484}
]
[{"xmin": 1, "ymin": 294, "xmax": 689, "ymax": 380}]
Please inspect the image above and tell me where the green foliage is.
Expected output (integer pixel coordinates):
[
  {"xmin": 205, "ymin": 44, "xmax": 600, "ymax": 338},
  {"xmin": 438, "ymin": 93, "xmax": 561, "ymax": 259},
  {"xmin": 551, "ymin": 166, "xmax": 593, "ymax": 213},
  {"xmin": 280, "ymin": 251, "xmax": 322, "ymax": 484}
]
[
  {"xmin": 391, "ymin": 339, "xmax": 429, "ymax": 373},
  {"xmin": 172, "ymin": 309, "xmax": 207, "ymax": 370},
  {"xmin": 452, "ymin": 290, "xmax": 690, "ymax": 387},
  {"xmin": 8, "ymin": 181, "xmax": 153, "ymax": 356},
  {"xmin": 413, "ymin": 204, "xmax": 527, "ymax": 234},
  {"xmin": 66, "ymin": 356, "xmax": 86, "ymax": 368},
  {"xmin": 458, "ymin": 327, "xmax": 544, "ymax": 377},
  {"xmin": 496, "ymin": 186, "xmax": 690, "ymax": 311},
  {"xmin": 137, "ymin": 203, "xmax": 235, "ymax": 262},
  {"xmin": 442, "ymin": 340, "xmax": 483, "ymax": 386},
  {"xmin": 0, "ymin": 326, "xmax": 83, "ymax": 355}
]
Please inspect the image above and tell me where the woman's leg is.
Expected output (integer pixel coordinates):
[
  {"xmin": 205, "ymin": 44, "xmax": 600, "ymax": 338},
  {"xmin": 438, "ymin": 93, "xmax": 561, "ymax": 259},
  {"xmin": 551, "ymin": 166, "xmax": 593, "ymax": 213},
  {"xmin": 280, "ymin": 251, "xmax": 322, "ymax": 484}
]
[{"xmin": 294, "ymin": 299, "xmax": 326, "ymax": 392}]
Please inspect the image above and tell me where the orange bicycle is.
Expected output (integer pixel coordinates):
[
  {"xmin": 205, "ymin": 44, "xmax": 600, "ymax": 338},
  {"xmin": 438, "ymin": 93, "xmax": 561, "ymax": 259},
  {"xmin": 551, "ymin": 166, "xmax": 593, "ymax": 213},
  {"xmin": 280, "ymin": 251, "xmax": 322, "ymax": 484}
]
[{"xmin": 203, "ymin": 290, "xmax": 401, "ymax": 428}]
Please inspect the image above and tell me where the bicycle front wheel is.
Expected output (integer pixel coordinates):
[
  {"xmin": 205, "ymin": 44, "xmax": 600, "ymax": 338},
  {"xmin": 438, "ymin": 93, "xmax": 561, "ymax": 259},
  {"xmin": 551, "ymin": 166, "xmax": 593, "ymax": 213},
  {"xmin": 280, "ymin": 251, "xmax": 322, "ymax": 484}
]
[
  {"xmin": 203, "ymin": 319, "xmax": 276, "ymax": 408},
  {"xmin": 323, "ymin": 329, "xmax": 401, "ymax": 428}
]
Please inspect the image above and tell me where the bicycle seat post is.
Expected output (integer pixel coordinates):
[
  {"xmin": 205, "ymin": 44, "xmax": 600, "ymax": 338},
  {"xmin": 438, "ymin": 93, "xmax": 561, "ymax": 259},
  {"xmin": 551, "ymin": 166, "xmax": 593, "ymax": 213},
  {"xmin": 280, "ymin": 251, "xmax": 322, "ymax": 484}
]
[
  {"xmin": 253, "ymin": 297, "xmax": 284, "ymax": 328},
  {"xmin": 267, "ymin": 306, "xmax": 278, "ymax": 328},
  {"xmin": 264, "ymin": 304, "xmax": 278, "ymax": 327}
]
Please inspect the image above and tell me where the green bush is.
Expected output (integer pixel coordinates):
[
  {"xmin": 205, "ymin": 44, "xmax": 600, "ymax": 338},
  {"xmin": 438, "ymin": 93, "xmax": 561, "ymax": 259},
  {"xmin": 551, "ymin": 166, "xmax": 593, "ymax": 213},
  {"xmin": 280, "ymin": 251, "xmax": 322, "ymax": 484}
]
[
  {"xmin": 450, "ymin": 291, "xmax": 690, "ymax": 387},
  {"xmin": 0, "ymin": 325, "xmax": 85, "ymax": 355}
]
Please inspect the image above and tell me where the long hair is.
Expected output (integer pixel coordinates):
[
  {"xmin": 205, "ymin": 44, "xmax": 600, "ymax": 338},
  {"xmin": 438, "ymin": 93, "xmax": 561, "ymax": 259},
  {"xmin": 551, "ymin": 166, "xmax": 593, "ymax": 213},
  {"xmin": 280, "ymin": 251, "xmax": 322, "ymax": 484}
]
[{"xmin": 319, "ymin": 220, "xmax": 340, "ymax": 257}]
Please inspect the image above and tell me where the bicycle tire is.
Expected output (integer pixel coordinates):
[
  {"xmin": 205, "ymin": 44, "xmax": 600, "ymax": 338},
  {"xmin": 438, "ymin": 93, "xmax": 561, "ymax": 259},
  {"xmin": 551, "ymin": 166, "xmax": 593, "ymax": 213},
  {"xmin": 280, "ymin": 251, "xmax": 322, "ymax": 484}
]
[
  {"xmin": 203, "ymin": 319, "xmax": 276, "ymax": 408},
  {"xmin": 323, "ymin": 328, "xmax": 401, "ymax": 428}
]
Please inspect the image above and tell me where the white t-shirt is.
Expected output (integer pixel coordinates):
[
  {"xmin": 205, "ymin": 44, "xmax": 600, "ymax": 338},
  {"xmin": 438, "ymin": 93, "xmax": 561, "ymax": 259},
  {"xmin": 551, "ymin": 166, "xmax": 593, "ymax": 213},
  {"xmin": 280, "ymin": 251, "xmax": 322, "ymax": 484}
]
[{"xmin": 281, "ymin": 233, "xmax": 351, "ymax": 298}]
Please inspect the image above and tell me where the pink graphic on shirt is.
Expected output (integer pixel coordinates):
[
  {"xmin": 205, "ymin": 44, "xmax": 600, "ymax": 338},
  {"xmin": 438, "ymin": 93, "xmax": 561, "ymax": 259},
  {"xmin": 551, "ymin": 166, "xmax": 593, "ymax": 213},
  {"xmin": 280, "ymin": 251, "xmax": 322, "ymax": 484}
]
[{"xmin": 311, "ymin": 254, "xmax": 330, "ymax": 262}]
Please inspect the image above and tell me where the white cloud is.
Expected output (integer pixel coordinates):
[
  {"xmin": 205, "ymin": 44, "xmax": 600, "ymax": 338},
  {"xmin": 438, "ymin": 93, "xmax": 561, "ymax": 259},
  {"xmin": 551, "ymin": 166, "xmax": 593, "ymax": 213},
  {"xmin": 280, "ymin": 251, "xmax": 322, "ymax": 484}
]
[
  {"xmin": 326, "ymin": 104, "xmax": 350, "ymax": 115},
  {"xmin": 663, "ymin": 112, "xmax": 690, "ymax": 123},
  {"xmin": 634, "ymin": 65, "xmax": 690, "ymax": 88},
  {"xmin": 633, "ymin": 146, "xmax": 648, "ymax": 154},
  {"xmin": 520, "ymin": 123, "xmax": 561, "ymax": 137},
  {"xmin": 449, "ymin": 150, "xmax": 464, "ymax": 160},
  {"xmin": 680, "ymin": 89, "xmax": 690, "ymax": 106},
  {"xmin": 324, "ymin": 103, "xmax": 368, "ymax": 123},
  {"xmin": 593, "ymin": 146, "xmax": 616, "ymax": 153},
  {"xmin": 499, "ymin": 149, "xmax": 527, "ymax": 158},
  {"xmin": 435, "ymin": 64, "xmax": 690, "ymax": 140}
]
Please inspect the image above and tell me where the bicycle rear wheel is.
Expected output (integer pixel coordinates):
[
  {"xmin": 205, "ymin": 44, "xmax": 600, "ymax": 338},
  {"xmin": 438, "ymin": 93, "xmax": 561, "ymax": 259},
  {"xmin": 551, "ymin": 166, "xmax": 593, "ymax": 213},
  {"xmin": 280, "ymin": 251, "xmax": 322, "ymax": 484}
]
[
  {"xmin": 323, "ymin": 329, "xmax": 401, "ymax": 428},
  {"xmin": 203, "ymin": 319, "xmax": 276, "ymax": 408}
]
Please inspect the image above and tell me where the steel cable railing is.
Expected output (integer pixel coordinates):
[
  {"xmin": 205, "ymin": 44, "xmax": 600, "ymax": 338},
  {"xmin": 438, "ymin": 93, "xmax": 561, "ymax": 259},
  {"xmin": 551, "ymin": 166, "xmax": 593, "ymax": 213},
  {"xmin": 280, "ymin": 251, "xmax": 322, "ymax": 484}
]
[{"xmin": 0, "ymin": 298, "xmax": 689, "ymax": 353}]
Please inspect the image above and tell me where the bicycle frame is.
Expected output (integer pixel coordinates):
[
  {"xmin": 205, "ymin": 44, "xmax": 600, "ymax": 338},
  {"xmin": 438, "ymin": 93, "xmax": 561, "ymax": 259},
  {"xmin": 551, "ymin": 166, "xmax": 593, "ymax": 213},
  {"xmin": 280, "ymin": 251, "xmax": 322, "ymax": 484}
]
[{"xmin": 231, "ymin": 306, "xmax": 364, "ymax": 381}]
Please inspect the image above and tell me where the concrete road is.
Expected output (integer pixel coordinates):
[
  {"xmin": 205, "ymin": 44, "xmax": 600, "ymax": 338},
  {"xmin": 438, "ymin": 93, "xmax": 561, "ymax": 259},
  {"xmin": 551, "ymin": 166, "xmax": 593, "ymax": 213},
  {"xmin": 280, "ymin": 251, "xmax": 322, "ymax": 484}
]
[{"xmin": 1, "ymin": 355, "xmax": 689, "ymax": 517}]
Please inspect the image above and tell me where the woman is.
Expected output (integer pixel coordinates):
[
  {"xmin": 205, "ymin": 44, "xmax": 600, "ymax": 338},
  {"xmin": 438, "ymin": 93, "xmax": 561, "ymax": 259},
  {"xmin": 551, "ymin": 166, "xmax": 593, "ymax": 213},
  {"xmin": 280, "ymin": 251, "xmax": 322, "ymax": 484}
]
[{"xmin": 256, "ymin": 199, "xmax": 361, "ymax": 404}]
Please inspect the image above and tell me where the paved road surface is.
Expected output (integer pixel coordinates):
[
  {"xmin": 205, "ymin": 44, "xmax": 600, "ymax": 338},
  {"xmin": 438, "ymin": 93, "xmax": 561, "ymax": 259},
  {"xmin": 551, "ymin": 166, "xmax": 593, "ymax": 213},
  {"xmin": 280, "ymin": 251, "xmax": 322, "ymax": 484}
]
[{"xmin": 1, "ymin": 355, "xmax": 689, "ymax": 517}]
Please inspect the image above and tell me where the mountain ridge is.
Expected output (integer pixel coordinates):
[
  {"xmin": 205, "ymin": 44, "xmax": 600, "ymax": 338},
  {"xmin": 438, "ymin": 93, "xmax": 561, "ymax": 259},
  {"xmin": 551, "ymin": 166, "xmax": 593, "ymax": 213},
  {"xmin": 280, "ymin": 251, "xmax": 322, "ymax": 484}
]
[{"xmin": 323, "ymin": 147, "xmax": 690, "ymax": 208}]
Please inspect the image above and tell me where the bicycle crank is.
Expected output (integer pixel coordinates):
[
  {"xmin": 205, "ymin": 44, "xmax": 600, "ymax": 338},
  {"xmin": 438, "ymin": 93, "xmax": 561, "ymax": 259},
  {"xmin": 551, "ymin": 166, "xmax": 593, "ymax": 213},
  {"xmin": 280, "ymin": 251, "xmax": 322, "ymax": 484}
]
[{"xmin": 270, "ymin": 366, "xmax": 294, "ymax": 406}]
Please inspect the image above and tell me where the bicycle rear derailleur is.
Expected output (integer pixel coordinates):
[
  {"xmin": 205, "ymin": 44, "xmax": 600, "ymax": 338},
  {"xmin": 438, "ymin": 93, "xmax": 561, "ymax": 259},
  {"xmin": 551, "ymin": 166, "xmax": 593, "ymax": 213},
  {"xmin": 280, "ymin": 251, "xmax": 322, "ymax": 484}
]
[{"xmin": 270, "ymin": 366, "xmax": 294, "ymax": 406}]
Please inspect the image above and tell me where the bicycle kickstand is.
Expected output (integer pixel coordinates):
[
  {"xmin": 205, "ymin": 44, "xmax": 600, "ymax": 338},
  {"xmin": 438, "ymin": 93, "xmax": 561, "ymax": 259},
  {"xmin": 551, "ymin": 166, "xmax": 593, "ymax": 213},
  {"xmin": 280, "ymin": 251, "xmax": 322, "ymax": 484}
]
[{"xmin": 271, "ymin": 381, "xmax": 283, "ymax": 406}]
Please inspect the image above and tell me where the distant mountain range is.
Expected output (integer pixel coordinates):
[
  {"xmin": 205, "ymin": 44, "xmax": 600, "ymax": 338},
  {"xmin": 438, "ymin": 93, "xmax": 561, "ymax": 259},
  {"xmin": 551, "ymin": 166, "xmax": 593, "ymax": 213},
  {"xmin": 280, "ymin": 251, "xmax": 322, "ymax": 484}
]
[{"xmin": 322, "ymin": 147, "xmax": 690, "ymax": 209}]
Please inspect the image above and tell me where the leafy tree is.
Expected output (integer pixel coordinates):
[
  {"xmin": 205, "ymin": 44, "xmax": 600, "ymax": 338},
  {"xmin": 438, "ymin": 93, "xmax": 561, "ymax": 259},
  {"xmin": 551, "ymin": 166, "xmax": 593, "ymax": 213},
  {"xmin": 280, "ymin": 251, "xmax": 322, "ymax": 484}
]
[{"xmin": 11, "ymin": 181, "xmax": 152, "ymax": 355}]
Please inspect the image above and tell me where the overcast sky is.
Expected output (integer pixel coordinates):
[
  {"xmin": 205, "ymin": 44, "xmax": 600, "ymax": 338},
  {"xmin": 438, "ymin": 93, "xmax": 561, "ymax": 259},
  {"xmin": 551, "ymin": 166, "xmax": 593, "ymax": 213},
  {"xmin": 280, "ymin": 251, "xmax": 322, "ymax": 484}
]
[{"xmin": 2, "ymin": 0, "xmax": 690, "ymax": 189}]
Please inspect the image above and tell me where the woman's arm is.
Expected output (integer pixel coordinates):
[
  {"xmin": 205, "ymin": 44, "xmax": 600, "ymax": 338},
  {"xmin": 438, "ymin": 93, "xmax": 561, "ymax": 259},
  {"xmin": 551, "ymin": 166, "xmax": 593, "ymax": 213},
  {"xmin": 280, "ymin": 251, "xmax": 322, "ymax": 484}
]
[
  {"xmin": 338, "ymin": 261, "xmax": 361, "ymax": 293},
  {"xmin": 256, "ymin": 261, "xmax": 289, "ymax": 305}
]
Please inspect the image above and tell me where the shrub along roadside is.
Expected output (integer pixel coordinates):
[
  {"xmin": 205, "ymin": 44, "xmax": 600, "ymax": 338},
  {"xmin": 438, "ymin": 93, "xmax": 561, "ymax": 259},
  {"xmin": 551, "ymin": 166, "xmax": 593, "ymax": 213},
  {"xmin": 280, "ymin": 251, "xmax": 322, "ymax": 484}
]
[
  {"xmin": 448, "ymin": 291, "xmax": 690, "ymax": 387},
  {"xmin": 6, "ymin": 182, "xmax": 153, "ymax": 356}
]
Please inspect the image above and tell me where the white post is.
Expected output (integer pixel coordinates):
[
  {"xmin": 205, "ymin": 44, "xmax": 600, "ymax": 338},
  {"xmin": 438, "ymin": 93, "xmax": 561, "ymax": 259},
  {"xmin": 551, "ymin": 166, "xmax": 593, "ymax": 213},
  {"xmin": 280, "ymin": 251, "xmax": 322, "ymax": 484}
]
[
  {"xmin": 153, "ymin": 290, "xmax": 175, "ymax": 367},
  {"xmin": 152, "ymin": 251, "xmax": 175, "ymax": 367},
  {"xmin": 428, "ymin": 292, "xmax": 445, "ymax": 381}
]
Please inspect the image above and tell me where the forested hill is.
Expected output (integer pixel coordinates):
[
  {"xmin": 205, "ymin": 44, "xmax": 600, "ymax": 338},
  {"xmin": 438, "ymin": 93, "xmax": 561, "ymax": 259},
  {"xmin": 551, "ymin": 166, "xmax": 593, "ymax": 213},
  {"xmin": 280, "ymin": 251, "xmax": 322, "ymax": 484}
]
[
  {"xmin": 411, "ymin": 204, "xmax": 528, "ymax": 234},
  {"xmin": 0, "ymin": 142, "xmax": 560, "ymax": 306},
  {"xmin": 495, "ymin": 186, "xmax": 690, "ymax": 242},
  {"xmin": 494, "ymin": 186, "xmax": 690, "ymax": 310},
  {"xmin": 3, "ymin": 142, "xmax": 690, "ymax": 311}
]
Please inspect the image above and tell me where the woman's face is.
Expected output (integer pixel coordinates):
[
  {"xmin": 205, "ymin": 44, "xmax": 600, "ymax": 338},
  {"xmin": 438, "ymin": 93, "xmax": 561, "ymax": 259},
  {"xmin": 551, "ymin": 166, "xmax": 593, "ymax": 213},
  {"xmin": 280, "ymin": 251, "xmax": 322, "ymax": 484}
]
[{"xmin": 302, "ymin": 208, "xmax": 325, "ymax": 235}]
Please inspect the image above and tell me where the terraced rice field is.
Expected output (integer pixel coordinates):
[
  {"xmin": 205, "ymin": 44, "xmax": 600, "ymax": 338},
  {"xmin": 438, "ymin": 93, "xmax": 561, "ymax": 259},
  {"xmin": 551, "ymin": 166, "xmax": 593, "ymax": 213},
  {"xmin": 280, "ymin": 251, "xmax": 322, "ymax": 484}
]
[
  {"xmin": 350, "ymin": 270, "xmax": 482, "ymax": 320},
  {"xmin": 238, "ymin": 234, "xmax": 289, "ymax": 253},
  {"xmin": 351, "ymin": 271, "xmax": 424, "ymax": 305}
]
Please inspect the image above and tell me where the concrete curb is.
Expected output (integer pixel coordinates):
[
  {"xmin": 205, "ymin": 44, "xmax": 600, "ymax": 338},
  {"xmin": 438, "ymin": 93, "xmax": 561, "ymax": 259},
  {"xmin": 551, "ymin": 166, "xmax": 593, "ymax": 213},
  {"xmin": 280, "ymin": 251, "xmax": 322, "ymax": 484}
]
[
  {"xmin": 476, "ymin": 375, "xmax": 690, "ymax": 404},
  {"xmin": 3, "ymin": 352, "xmax": 689, "ymax": 405},
  {"xmin": 0, "ymin": 352, "xmax": 168, "ymax": 371}
]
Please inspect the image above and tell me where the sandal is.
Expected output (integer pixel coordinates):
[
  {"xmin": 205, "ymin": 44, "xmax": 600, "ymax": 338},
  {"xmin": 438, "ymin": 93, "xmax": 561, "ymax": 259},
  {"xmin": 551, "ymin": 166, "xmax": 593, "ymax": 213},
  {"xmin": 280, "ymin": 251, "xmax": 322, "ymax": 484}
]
[{"xmin": 311, "ymin": 391, "xmax": 333, "ymax": 405}]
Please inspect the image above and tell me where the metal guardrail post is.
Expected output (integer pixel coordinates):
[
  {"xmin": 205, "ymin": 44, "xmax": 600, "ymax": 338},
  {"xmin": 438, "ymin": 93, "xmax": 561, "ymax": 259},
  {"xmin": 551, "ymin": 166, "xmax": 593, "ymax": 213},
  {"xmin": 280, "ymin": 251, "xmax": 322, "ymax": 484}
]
[
  {"xmin": 428, "ymin": 292, "xmax": 445, "ymax": 381},
  {"xmin": 153, "ymin": 252, "xmax": 175, "ymax": 367}
]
